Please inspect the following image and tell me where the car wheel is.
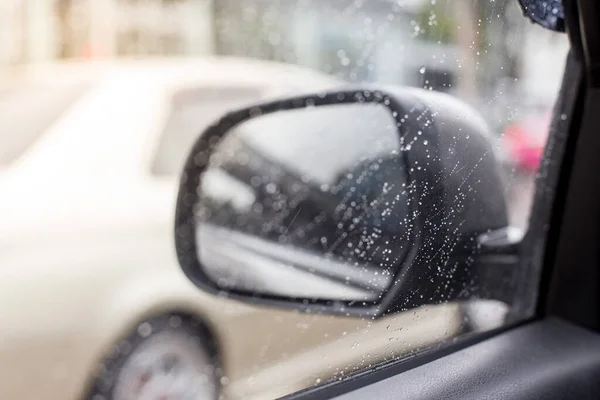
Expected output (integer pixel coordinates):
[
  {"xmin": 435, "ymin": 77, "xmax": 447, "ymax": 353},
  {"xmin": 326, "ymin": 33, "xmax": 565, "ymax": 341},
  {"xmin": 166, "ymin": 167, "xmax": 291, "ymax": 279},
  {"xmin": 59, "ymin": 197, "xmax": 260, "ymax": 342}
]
[{"xmin": 88, "ymin": 315, "xmax": 219, "ymax": 400}]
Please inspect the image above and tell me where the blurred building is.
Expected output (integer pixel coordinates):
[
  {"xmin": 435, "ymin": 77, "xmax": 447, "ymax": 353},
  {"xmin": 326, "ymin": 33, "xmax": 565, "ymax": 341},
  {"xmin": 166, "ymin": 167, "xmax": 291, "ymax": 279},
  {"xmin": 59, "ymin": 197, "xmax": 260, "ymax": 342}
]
[
  {"xmin": 0, "ymin": 0, "xmax": 215, "ymax": 65},
  {"xmin": 0, "ymin": 0, "xmax": 569, "ymax": 128}
]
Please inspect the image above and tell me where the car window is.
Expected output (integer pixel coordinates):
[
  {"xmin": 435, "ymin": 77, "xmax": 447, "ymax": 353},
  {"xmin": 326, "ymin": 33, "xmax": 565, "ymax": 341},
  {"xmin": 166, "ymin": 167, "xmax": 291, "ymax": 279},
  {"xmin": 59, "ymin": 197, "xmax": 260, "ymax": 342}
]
[
  {"xmin": 0, "ymin": 82, "xmax": 91, "ymax": 167},
  {"xmin": 0, "ymin": 1, "xmax": 569, "ymax": 400},
  {"xmin": 150, "ymin": 86, "xmax": 264, "ymax": 176}
]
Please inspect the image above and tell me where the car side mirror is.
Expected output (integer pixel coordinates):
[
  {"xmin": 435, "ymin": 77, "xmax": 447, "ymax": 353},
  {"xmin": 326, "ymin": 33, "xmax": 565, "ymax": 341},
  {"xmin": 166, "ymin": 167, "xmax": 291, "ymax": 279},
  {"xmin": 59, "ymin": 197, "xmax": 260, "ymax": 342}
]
[{"xmin": 174, "ymin": 87, "xmax": 518, "ymax": 318}]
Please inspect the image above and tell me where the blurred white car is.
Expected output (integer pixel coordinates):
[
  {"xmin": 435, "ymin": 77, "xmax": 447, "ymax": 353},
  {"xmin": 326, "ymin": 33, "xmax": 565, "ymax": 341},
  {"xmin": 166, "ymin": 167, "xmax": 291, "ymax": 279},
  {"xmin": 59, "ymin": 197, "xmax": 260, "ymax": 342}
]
[{"xmin": 0, "ymin": 58, "xmax": 464, "ymax": 400}]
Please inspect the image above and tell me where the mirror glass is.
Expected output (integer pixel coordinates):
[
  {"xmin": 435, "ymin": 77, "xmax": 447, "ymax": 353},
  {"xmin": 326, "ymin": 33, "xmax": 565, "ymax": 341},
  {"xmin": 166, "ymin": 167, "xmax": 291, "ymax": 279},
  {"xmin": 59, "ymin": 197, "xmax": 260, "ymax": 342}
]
[{"xmin": 195, "ymin": 103, "xmax": 413, "ymax": 302}]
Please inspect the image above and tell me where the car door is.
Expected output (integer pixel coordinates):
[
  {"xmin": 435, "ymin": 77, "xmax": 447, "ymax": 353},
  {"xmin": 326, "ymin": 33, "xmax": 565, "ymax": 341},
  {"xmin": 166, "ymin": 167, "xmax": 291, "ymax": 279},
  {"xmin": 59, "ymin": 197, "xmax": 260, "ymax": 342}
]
[
  {"xmin": 172, "ymin": 0, "xmax": 600, "ymax": 399},
  {"xmin": 3, "ymin": 1, "xmax": 595, "ymax": 399}
]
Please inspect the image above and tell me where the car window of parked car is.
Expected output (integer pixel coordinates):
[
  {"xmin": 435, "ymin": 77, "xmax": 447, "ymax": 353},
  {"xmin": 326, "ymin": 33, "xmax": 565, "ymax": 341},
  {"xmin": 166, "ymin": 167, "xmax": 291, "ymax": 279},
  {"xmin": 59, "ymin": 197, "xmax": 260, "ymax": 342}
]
[
  {"xmin": 151, "ymin": 86, "xmax": 264, "ymax": 176},
  {"xmin": 0, "ymin": 82, "xmax": 91, "ymax": 167}
]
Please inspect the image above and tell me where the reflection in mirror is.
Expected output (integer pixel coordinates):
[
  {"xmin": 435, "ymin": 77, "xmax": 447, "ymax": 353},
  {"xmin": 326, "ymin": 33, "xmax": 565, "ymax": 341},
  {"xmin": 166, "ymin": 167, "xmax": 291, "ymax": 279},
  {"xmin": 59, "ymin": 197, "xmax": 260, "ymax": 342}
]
[{"xmin": 195, "ymin": 103, "xmax": 413, "ymax": 302}]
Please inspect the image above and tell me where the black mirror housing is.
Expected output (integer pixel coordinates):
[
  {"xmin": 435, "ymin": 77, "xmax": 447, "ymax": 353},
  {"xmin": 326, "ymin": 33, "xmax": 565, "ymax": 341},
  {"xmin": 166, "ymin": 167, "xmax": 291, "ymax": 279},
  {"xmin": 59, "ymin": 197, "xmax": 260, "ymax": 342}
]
[{"xmin": 175, "ymin": 86, "xmax": 511, "ymax": 318}]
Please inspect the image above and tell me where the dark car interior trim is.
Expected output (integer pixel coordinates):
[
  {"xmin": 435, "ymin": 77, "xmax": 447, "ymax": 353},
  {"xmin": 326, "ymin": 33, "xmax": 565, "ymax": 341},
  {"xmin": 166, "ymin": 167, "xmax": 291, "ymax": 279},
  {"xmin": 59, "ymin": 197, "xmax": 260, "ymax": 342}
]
[{"xmin": 329, "ymin": 319, "xmax": 600, "ymax": 400}]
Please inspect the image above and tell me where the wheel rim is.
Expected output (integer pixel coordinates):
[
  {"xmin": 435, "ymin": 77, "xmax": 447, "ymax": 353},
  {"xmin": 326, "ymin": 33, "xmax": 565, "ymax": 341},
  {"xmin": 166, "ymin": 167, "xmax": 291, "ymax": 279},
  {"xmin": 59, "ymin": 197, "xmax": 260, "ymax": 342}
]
[{"xmin": 112, "ymin": 330, "xmax": 217, "ymax": 400}]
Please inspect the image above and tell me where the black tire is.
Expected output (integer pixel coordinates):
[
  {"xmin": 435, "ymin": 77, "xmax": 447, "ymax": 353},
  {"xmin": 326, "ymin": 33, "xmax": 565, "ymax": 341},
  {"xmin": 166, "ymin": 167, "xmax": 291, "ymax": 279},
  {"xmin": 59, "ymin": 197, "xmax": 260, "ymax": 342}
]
[{"xmin": 87, "ymin": 314, "xmax": 220, "ymax": 400}]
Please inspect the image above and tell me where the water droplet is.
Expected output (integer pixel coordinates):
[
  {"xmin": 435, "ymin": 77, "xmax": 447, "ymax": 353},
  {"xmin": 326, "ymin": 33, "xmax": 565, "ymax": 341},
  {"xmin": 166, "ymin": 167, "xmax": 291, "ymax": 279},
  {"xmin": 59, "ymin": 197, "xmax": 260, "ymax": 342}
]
[
  {"xmin": 266, "ymin": 183, "xmax": 277, "ymax": 194},
  {"xmin": 137, "ymin": 322, "xmax": 152, "ymax": 338}
]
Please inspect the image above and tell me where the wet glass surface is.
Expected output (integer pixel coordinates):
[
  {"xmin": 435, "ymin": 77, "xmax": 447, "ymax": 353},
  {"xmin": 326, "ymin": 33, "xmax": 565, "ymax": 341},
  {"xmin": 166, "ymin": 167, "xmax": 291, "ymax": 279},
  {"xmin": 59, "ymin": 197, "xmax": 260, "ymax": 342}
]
[{"xmin": 0, "ymin": 1, "xmax": 568, "ymax": 399}]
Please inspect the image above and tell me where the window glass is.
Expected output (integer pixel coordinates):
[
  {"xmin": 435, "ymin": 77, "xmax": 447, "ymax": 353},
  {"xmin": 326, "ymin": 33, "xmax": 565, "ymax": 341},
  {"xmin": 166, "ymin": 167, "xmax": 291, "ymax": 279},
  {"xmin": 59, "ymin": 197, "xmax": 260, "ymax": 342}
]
[
  {"xmin": 0, "ymin": 1, "xmax": 568, "ymax": 400},
  {"xmin": 215, "ymin": 0, "xmax": 569, "ymax": 231},
  {"xmin": 151, "ymin": 87, "xmax": 263, "ymax": 176},
  {"xmin": 0, "ymin": 82, "xmax": 91, "ymax": 167}
]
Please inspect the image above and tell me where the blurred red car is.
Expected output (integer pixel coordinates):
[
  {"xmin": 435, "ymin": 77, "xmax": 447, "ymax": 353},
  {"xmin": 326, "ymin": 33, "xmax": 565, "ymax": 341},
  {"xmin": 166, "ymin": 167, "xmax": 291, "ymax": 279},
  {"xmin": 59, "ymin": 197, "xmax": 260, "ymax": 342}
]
[{"xmin": 502, "ymin": 110, "xmax": 552, "ymax": 173}]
